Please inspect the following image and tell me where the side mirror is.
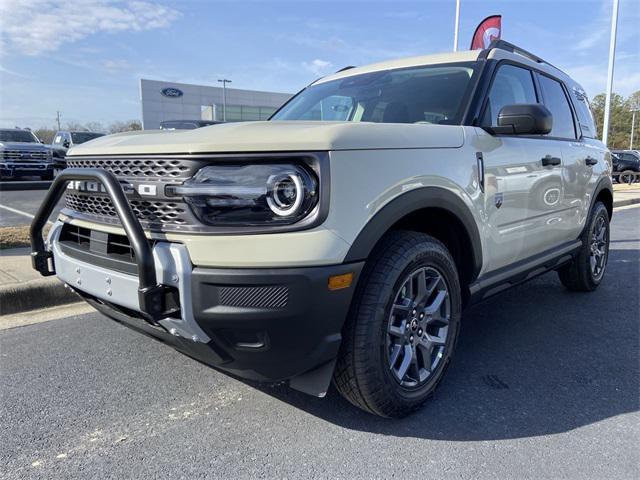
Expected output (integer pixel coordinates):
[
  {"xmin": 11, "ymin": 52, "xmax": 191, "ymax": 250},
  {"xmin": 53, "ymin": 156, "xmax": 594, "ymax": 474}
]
[
  {"xmin": 63, "ymin": 140, "xmax": 70, "ymax": 148},
  {"xmin": 488, "ymin": 103, "xmax": 553, "ymax": 135}
]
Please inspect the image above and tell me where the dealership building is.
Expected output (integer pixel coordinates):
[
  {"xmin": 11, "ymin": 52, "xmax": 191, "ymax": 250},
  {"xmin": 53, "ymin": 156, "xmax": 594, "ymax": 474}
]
[{"xmin": 139, "ymin": 79, "xmax": 293, "ymax": 129}]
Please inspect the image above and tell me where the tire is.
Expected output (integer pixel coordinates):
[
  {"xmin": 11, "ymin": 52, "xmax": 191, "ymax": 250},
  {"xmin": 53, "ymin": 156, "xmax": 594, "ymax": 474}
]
[
  {"xmin": 333, "ymin": 230, "xmax": 462, "ymax": 417},
  {"xmin": 619, "ymin": 170, "xmax": 635, "ymax": 185},
  {"xmin": 557, "ymin": 201, "xmax": 610, "ymax": 292}
]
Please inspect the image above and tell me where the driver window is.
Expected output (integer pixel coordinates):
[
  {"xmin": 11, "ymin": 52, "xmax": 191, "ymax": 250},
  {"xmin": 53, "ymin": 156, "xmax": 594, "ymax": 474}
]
[{"xmin": 482, "ymin": 64, "xmax": 538, "ymax": 127}]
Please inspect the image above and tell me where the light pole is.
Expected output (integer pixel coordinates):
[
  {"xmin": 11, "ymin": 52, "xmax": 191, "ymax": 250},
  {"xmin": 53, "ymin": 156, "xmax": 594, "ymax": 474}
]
[
  {"xmin": 453, "ymin": 0, "xmax": 461, "ymax": 52},
  {"xmin": 217, "ymin": 79, "xmax": 232, "ymax": 121},
  {"xmin": 631, "ymin": 109, "xmax": 637, "ymax": 150},
  {"xmin": 602, "ymin": 0, "xmax": 619, "ymax": 147}
]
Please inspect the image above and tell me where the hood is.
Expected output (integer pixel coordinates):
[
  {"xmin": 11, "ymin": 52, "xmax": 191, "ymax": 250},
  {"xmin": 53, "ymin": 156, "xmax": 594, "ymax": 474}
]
[
  {"xmin": 0, "ymin": 141, "xmax": 50, "ymax": 151},
  {"xmin": 67, "ymin": 121, "xmax": 465, "ymax": 156}
]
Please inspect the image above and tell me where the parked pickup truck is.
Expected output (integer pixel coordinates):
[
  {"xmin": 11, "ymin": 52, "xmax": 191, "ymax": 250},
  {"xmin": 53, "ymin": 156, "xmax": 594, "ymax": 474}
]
[
  {"xmin": 0, "ymin": 128, "xmax": 54, "ymax": 180},
  {"xmin": 51, "ymin": 131, "xmax": 105, "ymax": 176},
  {"xmin": 31, "ymin": 40, "xmax": 613, "ymax": 417}
]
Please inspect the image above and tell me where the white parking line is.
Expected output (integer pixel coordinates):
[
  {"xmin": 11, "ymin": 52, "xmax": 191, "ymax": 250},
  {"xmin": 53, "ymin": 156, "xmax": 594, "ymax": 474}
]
[
  {"xmin": 0, "ymin": 204, "xmax": 55, "ymax": 226},
  {"xmin": 0, "ymin": 203, "xmax": 35, "ymax": 219},
  {"xmin": 613, "ymin": 203, "xmax": 640, "ymax": 212}
]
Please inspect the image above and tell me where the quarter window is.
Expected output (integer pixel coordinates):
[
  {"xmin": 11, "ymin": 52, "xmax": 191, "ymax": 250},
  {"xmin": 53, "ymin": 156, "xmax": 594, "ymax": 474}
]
[
  {"xmin": 538, "ymin": 75, "xmax": 576, "ymax": 139},
  {"xmin": 571, "ymin": 89, "xmax": 596, "ymax": 138},
  {"xmin": 482, "ymin": 64, "xmax": 537, "ymax": 126}
]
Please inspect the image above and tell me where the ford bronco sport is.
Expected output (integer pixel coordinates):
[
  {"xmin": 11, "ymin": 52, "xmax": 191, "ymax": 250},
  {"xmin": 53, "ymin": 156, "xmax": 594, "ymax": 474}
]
[{"xmin": 31, "ymin": 41, "xmax": 613, "ymax": 417}]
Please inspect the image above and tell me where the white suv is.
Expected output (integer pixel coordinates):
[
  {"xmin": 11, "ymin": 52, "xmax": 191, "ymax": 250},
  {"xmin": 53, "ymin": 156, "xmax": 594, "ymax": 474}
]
[{"xmin": 31, "ymin": 41, "xmax": 613, "ymax": 417}]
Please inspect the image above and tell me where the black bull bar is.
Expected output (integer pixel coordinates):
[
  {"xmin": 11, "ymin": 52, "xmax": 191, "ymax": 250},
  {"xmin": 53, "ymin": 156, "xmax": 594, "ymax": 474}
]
[{"xmin": 30, "ymin": 168, "xmax": 178, "ymax": 322}]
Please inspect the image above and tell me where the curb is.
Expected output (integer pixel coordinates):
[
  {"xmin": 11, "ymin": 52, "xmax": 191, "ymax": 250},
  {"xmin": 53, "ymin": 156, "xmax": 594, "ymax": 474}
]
[
  {"xmin": 613, "ymin": 198, "xmax": 640, "ymax": 208},
  {"xmin": 0, "ymin": 180, "xmax": 52, "ymax": 192},
  {"xmin": 0, "ymin": 278, "xmax": 79, "ymax": 316}
]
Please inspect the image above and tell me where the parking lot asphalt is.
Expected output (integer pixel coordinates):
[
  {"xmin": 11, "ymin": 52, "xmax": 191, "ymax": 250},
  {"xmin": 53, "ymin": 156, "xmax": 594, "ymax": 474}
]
[
  {"xmin": 1, "ymin": 206, "xmax": 639, "ymax": 479},
  {"xmin": 0, "ymin": 189, "xmax": 62, "ymax": 227}
]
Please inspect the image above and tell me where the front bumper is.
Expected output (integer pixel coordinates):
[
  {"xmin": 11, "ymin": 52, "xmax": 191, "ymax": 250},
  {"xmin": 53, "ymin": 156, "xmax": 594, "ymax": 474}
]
[
  {"xmin": 0, "ymin": 162, "xmax": 53, "ymax": 177},
  {"xmin": 31, "ymin": 169, "xmax": 363, "ymax": 396},
  {"xmin": 47, "ymin": 221, "xmax": 363, "ymax": 393}
]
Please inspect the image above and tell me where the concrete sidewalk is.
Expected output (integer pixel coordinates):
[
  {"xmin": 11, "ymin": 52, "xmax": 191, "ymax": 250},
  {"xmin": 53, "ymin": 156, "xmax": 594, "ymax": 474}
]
[
  {"xmin": 613, "ymin": 183, "xmax": 640, "ymax": 207},
  {"xmin": 1, "ymin": 184, "xmax": 638, "ymax": 316},
  {"xmin": 0, "ymin": 247, "xmax": 79, "ymax": 315}
]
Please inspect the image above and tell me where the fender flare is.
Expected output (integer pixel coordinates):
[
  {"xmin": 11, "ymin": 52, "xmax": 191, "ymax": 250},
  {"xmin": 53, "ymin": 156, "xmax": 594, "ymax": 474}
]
[
  {"xmin": 343, "ymin": 187, "xmax": 483, "ymax": 281},
  {"xmin": 582, "ymin": 175, "xmax": 613, "ymax": 233}
]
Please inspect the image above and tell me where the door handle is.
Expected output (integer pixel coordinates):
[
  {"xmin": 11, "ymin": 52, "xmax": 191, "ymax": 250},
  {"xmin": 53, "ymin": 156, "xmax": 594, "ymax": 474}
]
[
  {"xmin": 541, "ymin": 155, "xmax": 561, "ymax": 166},
  {"xmin": 585, "ymin": 157, "xmax": 598, "ymax": 166}
]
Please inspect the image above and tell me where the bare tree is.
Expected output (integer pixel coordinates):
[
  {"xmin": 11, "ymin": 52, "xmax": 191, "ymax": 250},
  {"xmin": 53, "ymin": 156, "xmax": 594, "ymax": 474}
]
[{"xmin": 108, "ymin": 120, "xmax": 142, "ymax": 133}]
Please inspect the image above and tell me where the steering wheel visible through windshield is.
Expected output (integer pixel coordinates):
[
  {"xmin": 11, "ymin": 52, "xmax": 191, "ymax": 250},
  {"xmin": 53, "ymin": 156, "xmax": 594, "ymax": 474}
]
[{"xmin": 271, "ymin": 62, "xmax": 478, "ymax": 125}]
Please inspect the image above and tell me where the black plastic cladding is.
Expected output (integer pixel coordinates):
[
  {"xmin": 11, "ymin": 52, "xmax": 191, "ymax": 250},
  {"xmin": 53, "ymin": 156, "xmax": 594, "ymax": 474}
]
[{"xmin": 61, "ymin": 152, "xmax": 331, "ymax": 235}]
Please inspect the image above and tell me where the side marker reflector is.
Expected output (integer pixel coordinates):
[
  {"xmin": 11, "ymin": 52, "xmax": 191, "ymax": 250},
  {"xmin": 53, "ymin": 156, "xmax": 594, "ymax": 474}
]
[{"xmin": 328, "ymin": 272, "xmax": 353, "ymax": 291}]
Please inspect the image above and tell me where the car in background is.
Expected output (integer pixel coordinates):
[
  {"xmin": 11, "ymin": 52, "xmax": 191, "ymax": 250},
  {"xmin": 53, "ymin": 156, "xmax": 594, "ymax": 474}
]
[
  {"xmin": 0, "ymin": 128, "xmax": 54, "ymax": 180},
  {"xmin": 51, "ymin": 131, "xmax": 106, "ymax": 175},
  {"xmin": 611, "ymin": 150, "xmax": 640, "ymax": 184},
  {"xmin": 159, "ymin": 120, "xmax": 222, "ymax": 130}
]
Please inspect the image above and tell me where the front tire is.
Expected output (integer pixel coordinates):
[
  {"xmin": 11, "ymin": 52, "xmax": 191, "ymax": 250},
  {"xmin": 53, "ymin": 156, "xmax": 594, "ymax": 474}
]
[
  {"xmin": 557, "ymin": 201, "xmax": 610, "ymax": 291},
  {"xmin": 333, "ymin": 231, "xmax": 462, "ymax": 417}
]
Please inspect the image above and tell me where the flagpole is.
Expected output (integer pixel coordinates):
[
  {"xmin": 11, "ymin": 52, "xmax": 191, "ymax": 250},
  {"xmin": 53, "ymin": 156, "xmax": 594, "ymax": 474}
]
[
  {"xmin": 602, "ymin": 0, "xmax": 619, "ymax": 147},
  {"xmin": 453, "ymin": 0, "xmax": 461, "ymax": 51}
]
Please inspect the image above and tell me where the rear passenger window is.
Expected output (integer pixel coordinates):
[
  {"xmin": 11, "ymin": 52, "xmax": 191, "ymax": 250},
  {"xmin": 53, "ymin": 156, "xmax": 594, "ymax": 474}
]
[
  {"xmin": 482, "ymin": 64, "xmax": 537, "ymax": 127},
  {"xmin": 538, "ymin": 75, "xmax": 576, "ymax": 139}
]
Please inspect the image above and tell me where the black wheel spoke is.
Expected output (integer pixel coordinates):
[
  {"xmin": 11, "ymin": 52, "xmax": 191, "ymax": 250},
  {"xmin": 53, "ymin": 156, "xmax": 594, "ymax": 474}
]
[
  {"xmin": 395, "ymin": 344, "xmax": 413, "ymax": 380},
  {"xmin": 424, "ymin": 290, "xmax": 447, "ymax": 315}
]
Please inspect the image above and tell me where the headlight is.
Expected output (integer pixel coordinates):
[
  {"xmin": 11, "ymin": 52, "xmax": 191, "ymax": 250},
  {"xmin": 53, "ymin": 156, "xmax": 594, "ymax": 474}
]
[{"xmin": 167, "ymin": 164, "xmax": 319, "ymax": 226}]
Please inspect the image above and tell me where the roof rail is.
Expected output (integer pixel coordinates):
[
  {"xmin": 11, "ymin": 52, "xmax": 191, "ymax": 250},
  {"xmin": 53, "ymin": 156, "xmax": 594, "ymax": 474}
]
[
  {"xmin": 484, "ymin": 39, "xmax": 546, "ymax": 64},
  {"xmin": 335, "ymin": 66, "xmax": 356, "ymax": 73}
]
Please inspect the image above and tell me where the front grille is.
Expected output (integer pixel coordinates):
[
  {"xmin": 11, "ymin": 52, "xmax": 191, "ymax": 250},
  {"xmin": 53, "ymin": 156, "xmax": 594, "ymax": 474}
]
[
  {"xmin": 65, "ymin": 157, "xmax": 195, "ymax": 178},
  {"xmin": 2, "ymin": 150, "xmax": 48, "ymax": 160},
  {"xmin": 61, "ymin": 155, "xmax": 206, "ymax": 230},
  {"xmin": 65, "ymin": 193, "xmax": 190, "ymax": 226}
]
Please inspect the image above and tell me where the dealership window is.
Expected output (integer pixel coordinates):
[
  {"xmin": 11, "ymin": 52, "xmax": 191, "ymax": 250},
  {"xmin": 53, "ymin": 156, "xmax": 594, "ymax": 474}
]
[{"xmin": 212, "ymin": 104, "xmax": 278, "ymax": 122}]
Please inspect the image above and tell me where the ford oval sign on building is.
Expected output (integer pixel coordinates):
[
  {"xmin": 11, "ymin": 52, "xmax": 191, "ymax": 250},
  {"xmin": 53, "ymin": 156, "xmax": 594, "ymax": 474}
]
[{"xmin": 161, "ymin": 87, "xmax": 183, "ymax": 98}]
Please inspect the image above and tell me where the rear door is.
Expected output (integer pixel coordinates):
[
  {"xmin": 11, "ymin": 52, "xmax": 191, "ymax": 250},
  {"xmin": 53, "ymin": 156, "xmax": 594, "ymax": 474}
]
[
  {"xmin": 476, "ymin": 63, "xmax": 565, "ymax": 271},
  {"xmin": 538, "ymin": 78, "xmax": 604, "ymax": 241}
]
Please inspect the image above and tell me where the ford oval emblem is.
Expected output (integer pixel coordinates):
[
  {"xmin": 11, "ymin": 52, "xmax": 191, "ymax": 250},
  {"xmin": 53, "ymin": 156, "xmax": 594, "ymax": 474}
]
[{"xmin": 161, "ymin": 87, "xmax": 183, "ymax": 98}]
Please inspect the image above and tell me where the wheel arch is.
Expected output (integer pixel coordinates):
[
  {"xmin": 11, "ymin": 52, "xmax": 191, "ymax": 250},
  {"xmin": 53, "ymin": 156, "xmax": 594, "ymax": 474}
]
[
  {"xmin": 343, "ymin": 187, "xmax": 483, "ymax": 295},
  {"xmin": 591, "ymin": 176, "xmax": 614, "ymax": 221}
]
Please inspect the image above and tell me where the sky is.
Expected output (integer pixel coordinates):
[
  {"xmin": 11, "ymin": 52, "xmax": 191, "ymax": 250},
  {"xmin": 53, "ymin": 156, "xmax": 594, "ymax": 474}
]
[{"xmin": 0, "ymin": 0, "xmax": 638, "ymax": 129}]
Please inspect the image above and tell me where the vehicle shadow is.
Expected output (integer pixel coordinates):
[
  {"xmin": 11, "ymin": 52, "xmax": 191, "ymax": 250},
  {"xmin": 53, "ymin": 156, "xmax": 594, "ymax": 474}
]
[{"xmin": 255, "ymin": 247, "xmax": 639, "ymax": 441}]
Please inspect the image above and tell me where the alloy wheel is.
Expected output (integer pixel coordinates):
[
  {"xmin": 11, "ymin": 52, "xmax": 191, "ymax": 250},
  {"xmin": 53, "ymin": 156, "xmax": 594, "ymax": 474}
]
[
  {"xmin": 386, "ymin": 267, "xmax": 451, "ymax": 389},
  {"xmin": 590, "ymin": 215, "xmax": 608, "ymax": 280}
]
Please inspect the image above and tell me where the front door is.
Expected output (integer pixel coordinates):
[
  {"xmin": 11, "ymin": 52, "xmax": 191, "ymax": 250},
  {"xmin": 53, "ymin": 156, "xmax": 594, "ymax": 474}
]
[{"xmin": 475, "ymin": 63, "xmax": 566, "ymax": 273}]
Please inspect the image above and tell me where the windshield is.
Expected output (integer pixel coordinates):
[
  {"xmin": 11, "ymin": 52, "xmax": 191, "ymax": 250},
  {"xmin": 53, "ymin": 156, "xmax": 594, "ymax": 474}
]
[
  {"xmin": 71, "ymin": 132, "xmax": 104, "ymax": 144},
  {"xmin": 272, "ymin": 62, "xmax": 478, "ymax": 125},
  {"xmin": 0, "ymin": 130, "xmax": 39, "ymax": 143}
]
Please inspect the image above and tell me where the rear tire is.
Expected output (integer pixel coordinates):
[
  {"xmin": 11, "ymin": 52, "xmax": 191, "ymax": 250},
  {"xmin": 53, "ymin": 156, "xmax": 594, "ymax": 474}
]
[
  {"xmin": 333, "ymin": 231, "xmax": 462, "ymax": 417},
  {"xmin": 557, "ymin": 201, "xmax": 610, "ymax": 292},
  {"xmin": 619, "ymin": 170, "xmax": 635, "ymax": 185}
]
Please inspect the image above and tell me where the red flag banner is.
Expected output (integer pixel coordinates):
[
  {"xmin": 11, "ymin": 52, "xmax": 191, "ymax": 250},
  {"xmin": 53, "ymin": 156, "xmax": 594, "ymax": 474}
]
[{"xmin": 470, "ymin": 15, "xmax": 502, "ymax": 50}]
